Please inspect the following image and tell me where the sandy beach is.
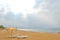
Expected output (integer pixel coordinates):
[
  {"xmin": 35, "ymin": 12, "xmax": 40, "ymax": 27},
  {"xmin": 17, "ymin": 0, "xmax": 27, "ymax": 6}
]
[{"xmin": 0, "ymin": 29, "xmax": 60, "ymax": 40}]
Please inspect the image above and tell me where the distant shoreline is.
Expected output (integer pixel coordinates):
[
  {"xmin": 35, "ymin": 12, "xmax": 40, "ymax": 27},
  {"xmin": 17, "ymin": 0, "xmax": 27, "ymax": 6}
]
[{"xmin": 17, "ymin": 28, "xmax": 60, "ymax": 34}]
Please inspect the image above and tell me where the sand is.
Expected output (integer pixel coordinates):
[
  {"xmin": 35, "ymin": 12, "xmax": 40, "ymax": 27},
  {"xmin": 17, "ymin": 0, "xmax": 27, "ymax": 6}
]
[{"xmin": 0, "ymin": 29, "xmax": 60, "ymax": 40}]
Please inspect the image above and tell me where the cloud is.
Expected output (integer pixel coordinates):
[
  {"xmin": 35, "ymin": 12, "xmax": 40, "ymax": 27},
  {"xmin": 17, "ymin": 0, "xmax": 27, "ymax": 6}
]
[
  {"xmin": 34, "ymin": 0, "xmax": 42, "ymax": 8},
  {"xmin": 0, "ymin": 0, "xmax": 60, "ymax": 29},
  {"xmin": 30, "ymin": 0, "xmax": 60, "ymax": 28}
]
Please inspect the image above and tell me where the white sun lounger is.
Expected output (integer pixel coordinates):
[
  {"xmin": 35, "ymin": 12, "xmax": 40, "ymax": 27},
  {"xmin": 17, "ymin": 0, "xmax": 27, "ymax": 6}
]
[
  {"xmin": 8, "ymin": 35, "xmax": 29, "ymax": 39},
  {"xmin": 16, "ymin": 36, "xmax": 29, "ymax": 39}
]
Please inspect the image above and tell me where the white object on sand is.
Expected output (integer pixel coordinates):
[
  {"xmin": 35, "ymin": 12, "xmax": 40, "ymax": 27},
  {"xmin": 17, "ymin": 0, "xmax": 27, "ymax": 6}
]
[
  {"xmin": 16, "ymin": 36, "xmax": 29, "ymax": 38},
  {"xmin": 8, "ymin": 35, "xmax": 29, "ymax": 39}
]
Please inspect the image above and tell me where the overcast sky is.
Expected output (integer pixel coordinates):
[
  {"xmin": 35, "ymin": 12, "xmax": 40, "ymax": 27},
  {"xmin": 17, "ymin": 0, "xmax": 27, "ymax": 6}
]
[{"xmin": 0, "ymin": 0, "xmax": 60, "ymax": 28}]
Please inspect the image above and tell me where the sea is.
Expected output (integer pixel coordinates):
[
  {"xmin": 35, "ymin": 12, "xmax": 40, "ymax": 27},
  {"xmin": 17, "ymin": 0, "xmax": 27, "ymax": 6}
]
[
  {"xmin": 17, "ymin": 28, "xmax": 60, "ymax": 34},
  {"xmin": 4, "ymin": 25, "xmax": 60, "ymax": 34}
]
